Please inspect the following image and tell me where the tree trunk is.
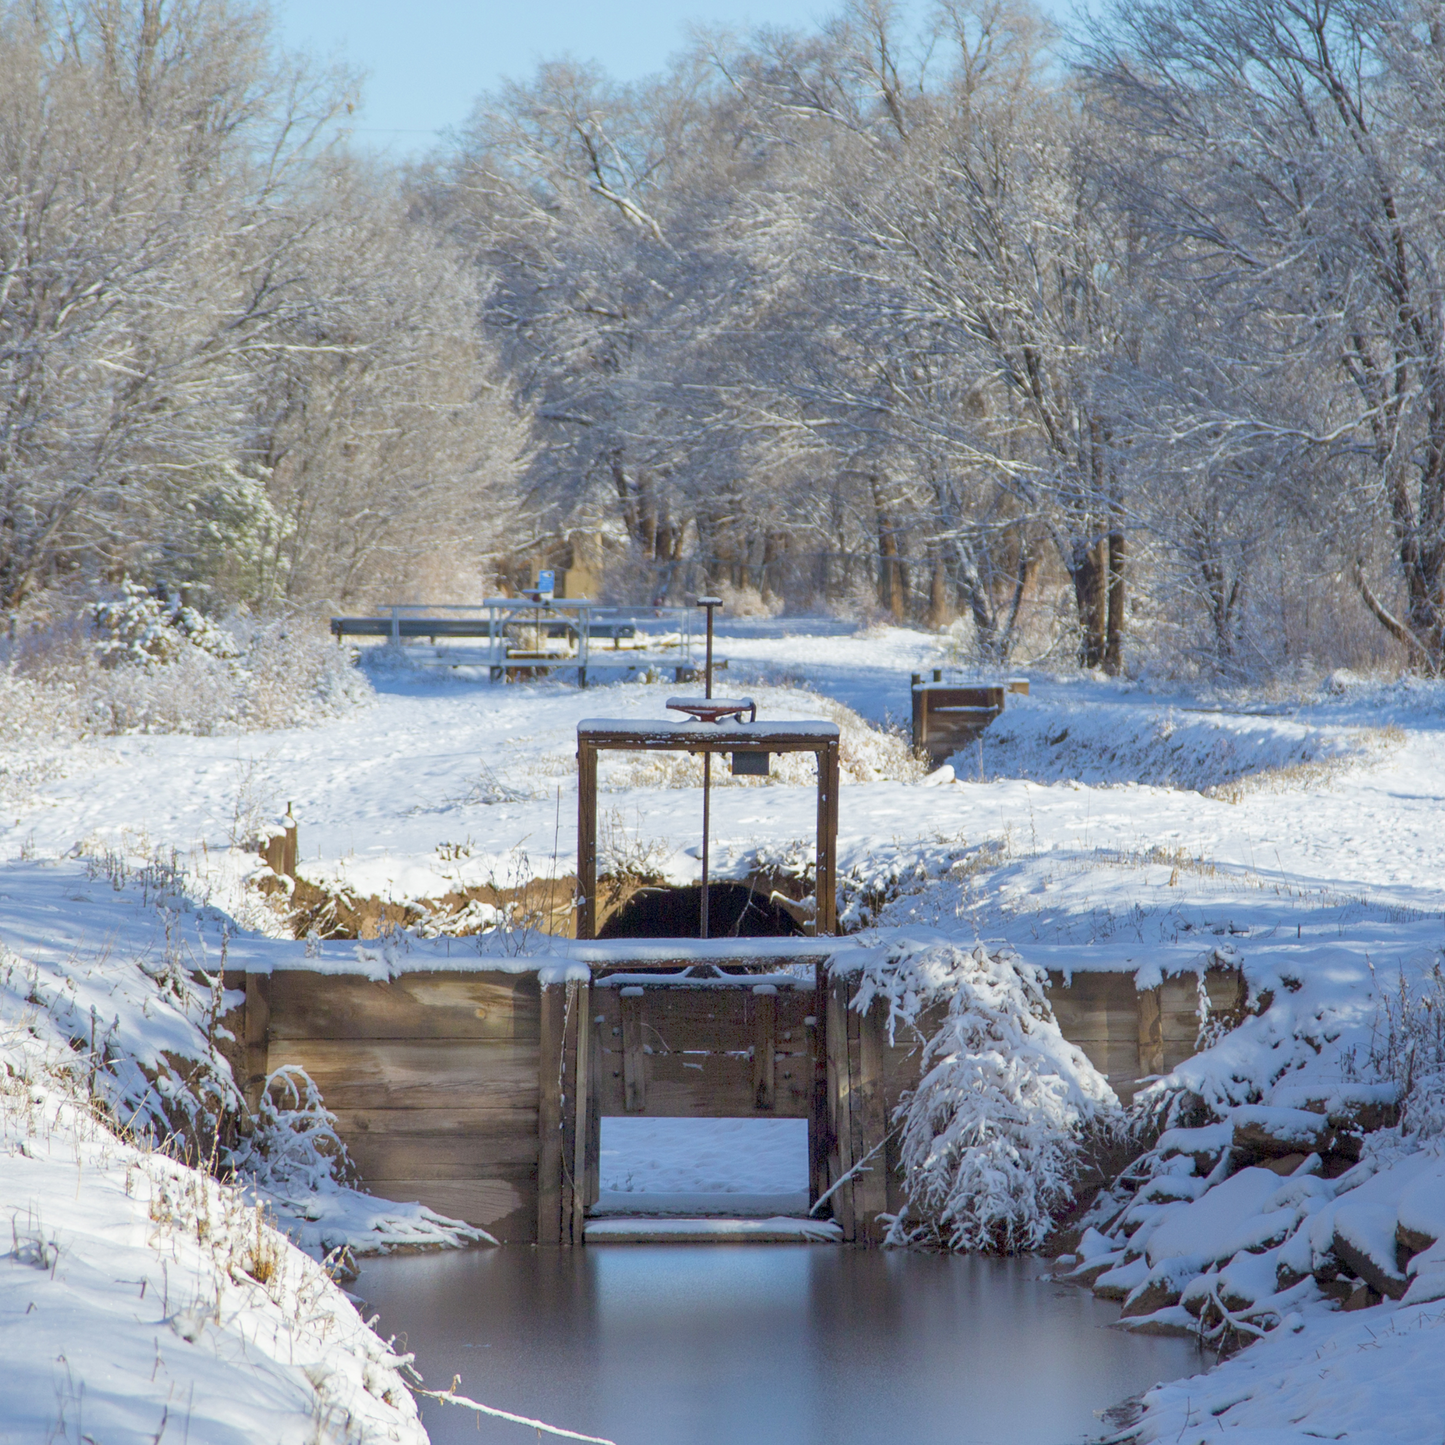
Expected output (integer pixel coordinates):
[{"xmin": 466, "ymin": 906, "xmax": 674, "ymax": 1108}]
[
  {"xmin": 871, "ymin": 476, "xmax": 907, "ymax": 620},
  {"xmin": 1072, "ymin": 534, "xmax": 1108, "ymax": 669},
  {"xmin": 927, "ymin": 547, "xmax": 949, "ymax": 628},
  {"xmin": 1104, "ymin": 515, "xmax": 1126, "ymax": 676}
]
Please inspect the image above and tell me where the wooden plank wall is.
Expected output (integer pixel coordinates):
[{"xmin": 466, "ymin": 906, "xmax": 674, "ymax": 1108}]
[
  {"xmin": 1046, "ymin": 967, "xmax": 1246, "ymax": 1103},
  {"xmin": 230, "ymin": 961, "xmax": 1245, "ymax": 1250},
  {"xmin": 911, "ymin": 685, "xmax": 1006, "ymax": 765},
  {"xmin": 252, "ymin": 970, "xmax": 543, "ymax": 1243},
  {"xmin": 826, "ymin": 966, "xmax": 1247, "ymax": 1242},
  {"xmin": 592, "ymin": 984, "xmax": 815, "ymax": 1118}
]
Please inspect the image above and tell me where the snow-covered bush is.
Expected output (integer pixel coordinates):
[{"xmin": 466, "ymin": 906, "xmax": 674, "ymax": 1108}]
[
  {"xmin": 852, "ymin": 943, "xmax": 1120, "ymax": 1251},
  {"xmin": 1, "ymin": 587, "xmax": 371, "ymax": 738},
  {"xmin": 1370, "ymin": 963, "xmax": 1445, "ymax": 1139},
  {"xmin": 233, "ymin": 1066, "xmax": 357, "ymax": 1198},
  {"xmin": 91, "ymin": 581, "xmax": 239, "ymax": 666}
]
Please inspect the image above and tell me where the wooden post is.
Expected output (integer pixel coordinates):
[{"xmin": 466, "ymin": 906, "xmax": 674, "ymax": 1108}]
[
  {"xmin": 752, "ymin": 985, "xmax": 777, "ymax": 1111},
  {"xmin": 536, "ymin": 982, "xmax": 566, "ymax": 1245},
  {"xmin": 621, "ymin": 987, "xmax": 646, "ymax": 1111},
  {"xmin": 815, "ymin": 740, "xmax": 840, "ymax": 935},
  {"xmin": 571, "ymin": 979, "xmax": 591, "ymax": 1245},
  {"xmin": 807, "ymin": 966, "xmax": 829, "ymax": 1209},
  {"xmin": 845, "ymin": 988, "xmax": 866, "ymax": 1239},
  {"xmin": 587, "ymin": 1011, "xmax": 602, "ymax": 1208},
  {"xmin": 911, "ymin": 676, "xmax": 924, "ymax": 755},
  {"xmin": 853, "ymin": 998, "xmax": 890, "ymax": 1244},
  {"xmin": 825, "ymin": 974, "xmax": 856, "ymax": 1241},
  {"xmin": 1137, "ymin": 985, "xmax": 1165, "ymax": 1078},
  {"xmin": 243, "ymin": 972, "xmax": 271, "ymax": 1113},
  {"xmin": 576, "ymin": 741, "xmax": 597, "ymax": 940}
]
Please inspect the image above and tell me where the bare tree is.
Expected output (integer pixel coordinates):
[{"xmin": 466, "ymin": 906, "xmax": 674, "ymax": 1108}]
[{"xmin": 1089, "ymin": 0, "xmax": 1445, "ymax": 672}]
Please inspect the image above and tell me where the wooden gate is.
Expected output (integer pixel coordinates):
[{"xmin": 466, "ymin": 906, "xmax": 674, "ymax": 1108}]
[
  {"xmin": 535, "ymin": 965, "xmax": 825, "ymax": 1245},
  {"xmin": 230, "ymin": 957, "xmax": 1245, "ymax": 1248}
]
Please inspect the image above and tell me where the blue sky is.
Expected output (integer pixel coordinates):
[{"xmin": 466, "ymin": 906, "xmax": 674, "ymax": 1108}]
[
  {"xmin": 275, "ymin": 0, "xmax": 839, "ymax": 153},
  {"xmin": 275, "ymin": 0, "xmax": 1081, "ymax": 156}
]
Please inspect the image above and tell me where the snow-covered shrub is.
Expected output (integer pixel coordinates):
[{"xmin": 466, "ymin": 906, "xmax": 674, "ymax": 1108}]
[
  {"xmin": 1, "ymin": 589, "xmax": 371, "ymax": 737},
  {"xmin": 1370, "ymin": 963, "xmax": 1445, "ymax": 1139},
  {"xmin": 91, "ymin": 580, "xmax": 239, "ymax": 666},
  {"xmin": 851, "ymin": 943, "xmax": 1120, "ymax": 1251},
  {"xmin": 233, "ymin": 1065, "xmax": 356, "ymax": 1197},
  {"xmin": 0, "ymin": 861, "xmax": 487, "ymax": 1259}
]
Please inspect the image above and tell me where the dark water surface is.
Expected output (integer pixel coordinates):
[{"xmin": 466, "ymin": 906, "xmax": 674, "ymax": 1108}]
[{"xmin": 358, "ymin": 1246, "xmax": 1205, "ymax": 1445}]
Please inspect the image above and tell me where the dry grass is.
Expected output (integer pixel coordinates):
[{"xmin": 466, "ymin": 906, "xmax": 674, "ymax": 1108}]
[{"xmin": 1203, "ymin": 726, "xmax": 1403, "ymax": 804}]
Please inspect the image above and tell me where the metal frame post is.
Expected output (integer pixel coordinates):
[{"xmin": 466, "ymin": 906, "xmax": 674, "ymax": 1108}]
[{"xmin": 696, "ymin": 597, "xmax": 721, "ymax": 939}]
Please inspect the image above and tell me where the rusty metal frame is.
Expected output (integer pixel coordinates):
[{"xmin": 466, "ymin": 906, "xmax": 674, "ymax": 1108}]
[{"xmin": 575, "ymin": 720, "xmax": 840, "ymax": 940}]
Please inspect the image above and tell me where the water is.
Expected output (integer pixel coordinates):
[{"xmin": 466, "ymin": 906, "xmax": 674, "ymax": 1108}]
[{"xmin": 358, "ymin": 1247, "xmax": 1206, "ymax": 1445}]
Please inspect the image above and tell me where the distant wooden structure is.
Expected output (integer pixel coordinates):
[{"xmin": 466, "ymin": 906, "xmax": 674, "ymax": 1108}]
[
  {"xmin": 226, "ymin": 953, "xmax": 1244, "ymax": 1247},
  {"xmin": 910, "ymin": 673, "xmax": 1029, "ymax": 765},
  {"xmin": 328, "ymin": 601, "xmax": 702, "ymax": 685}
]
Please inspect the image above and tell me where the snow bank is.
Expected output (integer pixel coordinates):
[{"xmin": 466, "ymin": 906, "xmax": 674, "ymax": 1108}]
[
  {"xmin": 0, "ymin": 1007, "xmax": 429, "ymax": 1444},
  {"xmin": 0, "ymin": 854, "xmax": 486, "ymax": 1261},
  {"xmin": 977, "ymin": 696, "xmax": 1373, "ymax": 794}
]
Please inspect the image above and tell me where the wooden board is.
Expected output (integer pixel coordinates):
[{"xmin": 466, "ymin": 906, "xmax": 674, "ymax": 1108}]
[
  {"xmin": 853, "ymin": 999, "xmax": 890, "ymax": 1242},
  {"xmin": 621, "ymin": 991, "xmax": 646, "ymax": 1111},
  {"xmin": 596, "ymin": 1051, "xmax": 812, "ymax": 1117},
  {"xmin": 1137, "ymin": 986, "xmax": 1165, "ymax": 1077},
  {"xmin": 592, "ymin": 985, "xmax": 814, "ymax": 1117},
  {"xmin": 753, "ymin": 990, "xmax": 776, "ymax": 1110},
  {"xmin": 343, "ymin": 1130, "xmax": 539, "ymax": 1179},
  {"xmin": 826, "ymin": 975, "xmax": 855, "ymax": 1241},
  {"xmin": 537, "ymin": 983, "xmax": 565, "ymax": 1245},
  {"xmin": 243, "ymin": 972, "xmax": 270, "ymax": 1111},
  {"xmin": 267, "ymin": 971, "xmax": 539, "ymax": 1042},
  {"xmin": 329, "ymin": 1107, "xmax": 538, "ymax": 1136},
  {"xmin": 262, "ymin": 1039, "xmax": 538, "ymax": 1111},
  {"xmin": 364, "ymin": 1176, "xmax": 535, "ymax": 1243},
  {"xmin": 589, "ymin": 994, "xmax": 814, "ymax": 1063}
]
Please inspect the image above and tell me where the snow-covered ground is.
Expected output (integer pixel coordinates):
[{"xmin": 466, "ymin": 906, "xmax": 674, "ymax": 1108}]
[
  {"xmin": 0, "ymin": 955, "xmax": 432, "ymax": 1445},
  {"xmin": 596, "ymin": 1117, "xmax": 808, "ymax": 1217},
  {"xmin": 5, "ymin": 619, "xmax": 1445, "ymax": 1440}
]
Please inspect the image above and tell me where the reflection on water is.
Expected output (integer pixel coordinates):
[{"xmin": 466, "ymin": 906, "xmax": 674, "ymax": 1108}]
[{"xmin": 358, "ymin": 1247, "xmax": 1205, "ymax": 1445}]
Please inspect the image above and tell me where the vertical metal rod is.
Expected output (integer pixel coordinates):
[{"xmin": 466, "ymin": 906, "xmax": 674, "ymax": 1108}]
[
  {"xmin": 705, "ymin": 604, "xmax": 715, "ymax": 699},
  {"xmin": 697, "ymin": 595, "xmax": 720, "ymax": 940},
  {"xmin": 701, "ymin": 753, "xmax": 711, "ymax": 939}
]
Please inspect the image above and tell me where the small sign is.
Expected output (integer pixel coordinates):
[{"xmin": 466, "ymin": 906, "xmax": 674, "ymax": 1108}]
[
  {"xmin": 536, "ymin": 569, "xmax": 555, "ymax": 600},
  {"xmin": 731, "ymin": 749, "xmax": 770, "ymax": 776}
]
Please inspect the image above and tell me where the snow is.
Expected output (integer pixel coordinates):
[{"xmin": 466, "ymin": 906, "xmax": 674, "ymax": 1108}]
[
  {"xmin": 0, "ymin": 1001, "xmax": 430, "ymax": 1444},
  {"xmin": 1124, "ymin": 1299, "xmax": 1445, "ymax": 1444},
  {"xmin": 10, "ymin": 618, "xmax": 1445, "ymax": 1436},
  {"xmin": 584, "ymin": 1216, "xmax": 843, "ymax": 1242},
  {"xmin": 1144, "ymin": 1169, "xmax": 1289, "ymax": 1270},
  {"xmin": 1228, "ymin": 1106, "xmax": 1334, "ymax": 1148},
  {"xmin": 577, "ymin": 717, "xmax": 841, "ymax": 741},
  {"xmin": 598, "ymin": 1117, "xmax": 806, "ymax": 1197},
  {"xmin": 1396, "ymin": 1161, "xmax": 1445, "ymax": 1242}
]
